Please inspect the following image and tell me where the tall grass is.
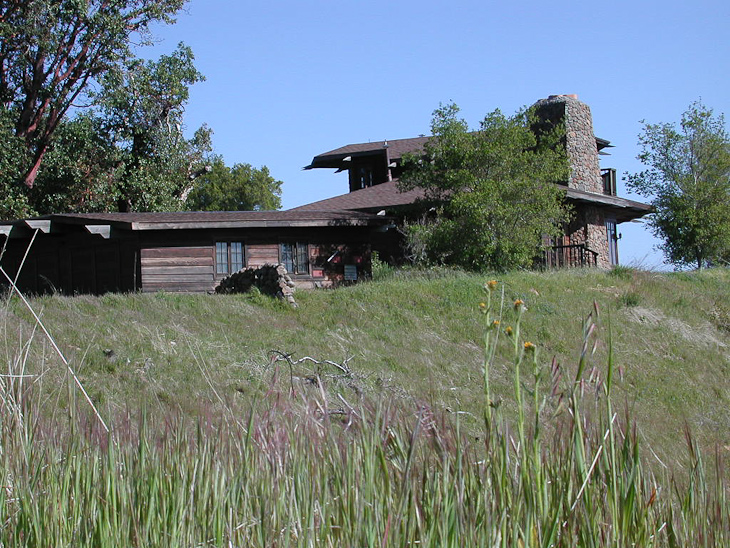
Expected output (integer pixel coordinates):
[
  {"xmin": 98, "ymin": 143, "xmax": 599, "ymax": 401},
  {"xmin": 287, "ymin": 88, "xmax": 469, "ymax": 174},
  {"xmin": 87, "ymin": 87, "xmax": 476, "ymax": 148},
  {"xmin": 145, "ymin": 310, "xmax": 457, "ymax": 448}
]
[{"xmin": 0, "ymin": 280, "xmax": 728, "ymax": 546}]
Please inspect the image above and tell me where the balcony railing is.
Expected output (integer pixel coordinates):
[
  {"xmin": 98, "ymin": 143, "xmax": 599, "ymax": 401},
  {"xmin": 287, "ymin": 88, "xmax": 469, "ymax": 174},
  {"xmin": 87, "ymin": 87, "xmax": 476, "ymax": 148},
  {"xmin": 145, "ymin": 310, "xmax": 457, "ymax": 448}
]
[{"xmin": 541, "ymin": 243, "xmax": 598, "ymax": 268}]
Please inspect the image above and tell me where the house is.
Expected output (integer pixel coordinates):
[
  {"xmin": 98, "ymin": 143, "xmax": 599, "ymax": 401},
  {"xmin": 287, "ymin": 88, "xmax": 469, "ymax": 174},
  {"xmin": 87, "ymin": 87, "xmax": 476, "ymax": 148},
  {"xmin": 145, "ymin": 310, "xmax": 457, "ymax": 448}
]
[
  {"xmin": 0, "ymin": 210, "xmax": 390, "ymax": 294},
  {"xmin": 0, "ymin": 95, "xmax": 651, "ymax": 295},
  {"xmin": 296, "ymin": 94, "xmax": 651, "ymax": 269}
]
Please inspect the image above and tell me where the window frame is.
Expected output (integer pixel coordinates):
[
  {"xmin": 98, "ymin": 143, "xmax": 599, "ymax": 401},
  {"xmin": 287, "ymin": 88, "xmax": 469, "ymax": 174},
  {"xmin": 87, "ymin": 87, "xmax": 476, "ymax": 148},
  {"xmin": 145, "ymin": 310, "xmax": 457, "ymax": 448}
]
[
  {"xmin": 215, "ymin": 241, "xmax": 244, "ymax": 276},
  {"xmin": 280, "ymin": 241, "xmax": 310, "ymax": 275}
]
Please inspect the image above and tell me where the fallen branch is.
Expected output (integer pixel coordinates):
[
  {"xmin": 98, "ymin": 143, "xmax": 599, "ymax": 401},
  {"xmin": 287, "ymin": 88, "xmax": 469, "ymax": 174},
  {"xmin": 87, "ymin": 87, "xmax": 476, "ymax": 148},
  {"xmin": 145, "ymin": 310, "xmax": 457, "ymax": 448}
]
[{"xmin": 268, "ymin": 350, "xmax": 356, "ymax": 394}]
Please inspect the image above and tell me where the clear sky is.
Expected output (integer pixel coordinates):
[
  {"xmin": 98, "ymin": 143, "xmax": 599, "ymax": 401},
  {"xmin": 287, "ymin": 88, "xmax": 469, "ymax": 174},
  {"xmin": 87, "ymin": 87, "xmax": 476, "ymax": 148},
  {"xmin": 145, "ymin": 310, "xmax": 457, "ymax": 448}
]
[{"xmin": 144, "ymin": 0, "xmax": 729, "ymax": 269}]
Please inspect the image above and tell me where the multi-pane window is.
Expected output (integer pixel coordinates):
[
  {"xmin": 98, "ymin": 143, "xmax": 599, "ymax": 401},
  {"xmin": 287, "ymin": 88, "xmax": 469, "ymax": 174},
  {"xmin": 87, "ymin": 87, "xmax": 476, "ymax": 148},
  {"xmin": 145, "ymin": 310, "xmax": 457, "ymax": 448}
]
[
  {"xmin": 216, "ymin": 242, "xmax": 244, "ymax": 275},
  {"xmin": 280, "ymin": 242, "xmax": 309, "ymax": 274}
]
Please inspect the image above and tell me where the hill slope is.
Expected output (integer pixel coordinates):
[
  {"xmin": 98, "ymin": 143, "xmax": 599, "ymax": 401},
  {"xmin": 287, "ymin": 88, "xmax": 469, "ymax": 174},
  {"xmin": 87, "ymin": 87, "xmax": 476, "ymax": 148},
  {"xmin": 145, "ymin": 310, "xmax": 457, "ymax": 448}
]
[{"xmin": 3, "ymin": 266, "xmax": 729, "ymax": 464}]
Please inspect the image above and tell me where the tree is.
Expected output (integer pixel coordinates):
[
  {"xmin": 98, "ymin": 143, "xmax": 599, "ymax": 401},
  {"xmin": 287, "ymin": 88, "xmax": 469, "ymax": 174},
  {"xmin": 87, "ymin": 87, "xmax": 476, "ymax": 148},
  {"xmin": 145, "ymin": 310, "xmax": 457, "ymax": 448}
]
[
  {"xmin": 398, "ymin": 103, "xmax": 570, "ymax": 271},
  {"xmin": 626, "ymin": 102, "xmax": 730, "ymax": 269},
  {"xmin": 0, "ymin": 0, "xmax": 186, "ymax": 188},
  {"xmin": 27, "ymin": 112, "xmax": 119, "ymax": 214},
  {"xmin": 185, "ymin": 156, "xmax": 282, "ymax": 211},
  {"xmin": 92, "ymin": 43, "xmax": 211, "ymax": 211},
  {"xmin": 0, "ymin": 107, "xmax": 31, "ymax": 219},
  {"xmin": 28, "ymin": 44, "xmax": 212, "ymax": 214}
]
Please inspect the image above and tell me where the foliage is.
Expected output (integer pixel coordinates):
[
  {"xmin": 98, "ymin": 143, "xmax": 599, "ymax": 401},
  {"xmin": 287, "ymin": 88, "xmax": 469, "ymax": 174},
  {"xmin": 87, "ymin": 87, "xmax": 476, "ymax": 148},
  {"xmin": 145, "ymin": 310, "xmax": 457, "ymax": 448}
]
[
  {"xmin": 0, "ymin": 0, "xmax": 186, "ymax": 188},
  {"xmin": 27, "ymin": 113, "xmax": 119, "ymax": 213},
  {"xmin": 369, "ymin": 251, "xmax": 396, "ymax": 281},
  {"xmin": 186, "ymin": 156, "xmax": 283, "ymax": 211},
  {"xmin": 0, "ymin": 107, "xmax": 32, "ymax": 219},
  {"xmin": 399, "ymin": 104, "xmax": 570, "ymax": 271},
  {"xmin": 27, "ymin": 44, "xmax": 214, "ymax": 214},
  {"xmin": 626, "ymin": 101, "xmax": 730, "ymax": 269},
  {"xmin": 91, "ymin": 42, "xmax": 211, "ymax": 212}
]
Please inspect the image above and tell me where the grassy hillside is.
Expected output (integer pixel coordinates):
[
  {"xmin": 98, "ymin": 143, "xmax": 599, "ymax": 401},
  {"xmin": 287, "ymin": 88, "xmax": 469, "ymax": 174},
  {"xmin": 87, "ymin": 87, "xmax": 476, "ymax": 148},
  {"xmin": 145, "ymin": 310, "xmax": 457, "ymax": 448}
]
[
  {"xmin": 3, "ymin": 266, "xmax": 730, "ymax": 545},
  {"xmin": 3, "ymin": 266, "xmax": 729, "ymax": 463}
]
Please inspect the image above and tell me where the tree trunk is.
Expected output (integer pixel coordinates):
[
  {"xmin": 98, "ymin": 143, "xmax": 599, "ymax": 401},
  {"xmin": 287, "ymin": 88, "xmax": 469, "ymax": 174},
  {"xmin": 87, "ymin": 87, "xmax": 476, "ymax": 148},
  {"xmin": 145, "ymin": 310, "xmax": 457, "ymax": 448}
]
[{"xmin": 22, "ymin": 145, "xmax": 47, "ymax": 188}]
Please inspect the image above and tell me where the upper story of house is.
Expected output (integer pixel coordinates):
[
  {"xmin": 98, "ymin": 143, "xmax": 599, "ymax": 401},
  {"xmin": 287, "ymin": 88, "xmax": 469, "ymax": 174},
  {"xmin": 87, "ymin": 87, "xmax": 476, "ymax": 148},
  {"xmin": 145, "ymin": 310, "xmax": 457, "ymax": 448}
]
[{"xmin": 297, "ymin": 95, "xmax": 648, "ymax": 223}]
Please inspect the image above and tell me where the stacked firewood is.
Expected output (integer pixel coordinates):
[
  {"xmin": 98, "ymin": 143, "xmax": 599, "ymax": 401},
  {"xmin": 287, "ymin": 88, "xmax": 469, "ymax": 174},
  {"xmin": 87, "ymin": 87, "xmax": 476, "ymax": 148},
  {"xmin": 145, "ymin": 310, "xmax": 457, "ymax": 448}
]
[{"xmin": 215, "ymin": 264, "xmax": 298, "ymax": 307}]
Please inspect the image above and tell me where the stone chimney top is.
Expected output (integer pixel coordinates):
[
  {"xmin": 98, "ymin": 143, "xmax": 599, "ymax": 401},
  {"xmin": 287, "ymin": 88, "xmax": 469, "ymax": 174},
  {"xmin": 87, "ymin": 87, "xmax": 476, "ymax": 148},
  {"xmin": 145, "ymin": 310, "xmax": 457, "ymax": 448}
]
[{"xmin": 547, "ymin": 94, "xmax": 579, "ymax": 100}]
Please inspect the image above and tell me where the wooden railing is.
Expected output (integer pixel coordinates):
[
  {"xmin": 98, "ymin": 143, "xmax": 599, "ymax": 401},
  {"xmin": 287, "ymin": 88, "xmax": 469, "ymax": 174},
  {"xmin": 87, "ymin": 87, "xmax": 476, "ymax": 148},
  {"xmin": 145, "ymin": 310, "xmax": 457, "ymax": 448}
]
[{"xmin": 541, "ymin": 243, "xmax": 598, "ymax": 268}]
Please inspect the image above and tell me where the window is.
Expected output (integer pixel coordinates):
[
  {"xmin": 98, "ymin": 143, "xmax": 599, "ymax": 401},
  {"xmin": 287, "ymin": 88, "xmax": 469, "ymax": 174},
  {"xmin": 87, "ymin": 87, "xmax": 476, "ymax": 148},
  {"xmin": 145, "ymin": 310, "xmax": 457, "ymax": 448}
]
[
  {"xmin": 605, "ymin": 218, "xmax": 618, "ymax": 266},
  {"xmin": 280, "ymin": 242, "xmax": 309, "ymax": 274},
  {"xmin": 358, "ymin": 166, "xmax": 374, "ymax": 189},
  {"xmin": 216, "ymin": 241, "xmax": 244, "ymax": 275},
  {"xmin": 601, "ymin": 168, "xmax": 617, "ymax": 196}
]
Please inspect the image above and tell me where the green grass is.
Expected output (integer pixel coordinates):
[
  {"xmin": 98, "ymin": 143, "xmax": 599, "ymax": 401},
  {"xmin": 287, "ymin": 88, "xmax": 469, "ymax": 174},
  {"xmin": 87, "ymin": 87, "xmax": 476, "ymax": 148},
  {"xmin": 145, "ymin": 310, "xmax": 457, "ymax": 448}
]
[
  {"xmin": 2, "ymin": 267, "xmax": 730, "ymax": 462},
  {"xmin": 1, "ymin": 268, "xmax": 729, "ymax": 545}
]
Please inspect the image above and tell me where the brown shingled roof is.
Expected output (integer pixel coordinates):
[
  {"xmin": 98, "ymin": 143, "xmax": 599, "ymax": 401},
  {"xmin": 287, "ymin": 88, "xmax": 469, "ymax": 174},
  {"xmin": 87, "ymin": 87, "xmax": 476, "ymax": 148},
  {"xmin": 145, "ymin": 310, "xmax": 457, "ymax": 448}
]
[
  {"xmin": 305, "ymin": 136, "xmax": 430, "ymax": 169},
  {"xmin": 290, "ymin": 182, "xmax": 651, "ymax": 223},
  {"xmin": 290, "ymin": 181, "xmax": 425, "ymax": 213},
  {"xmin": 0, "ymin": 210, "xmax": 390, "ymax": 231}
]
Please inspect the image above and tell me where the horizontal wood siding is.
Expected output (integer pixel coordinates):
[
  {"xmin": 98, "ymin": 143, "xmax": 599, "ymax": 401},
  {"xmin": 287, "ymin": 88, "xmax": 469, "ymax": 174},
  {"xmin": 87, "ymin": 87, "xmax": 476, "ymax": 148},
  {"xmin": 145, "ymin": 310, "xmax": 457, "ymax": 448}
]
[
  {"xmin": 1, "ymin": 224, "xmax": 379, "ymax": 295},
  {"xmin": 245, "ymin": 244, "xmax": 279, "ymax": 268},
  {"xmin": 140, "ymin": 246, "xmax": 214, "ymax": 292}
]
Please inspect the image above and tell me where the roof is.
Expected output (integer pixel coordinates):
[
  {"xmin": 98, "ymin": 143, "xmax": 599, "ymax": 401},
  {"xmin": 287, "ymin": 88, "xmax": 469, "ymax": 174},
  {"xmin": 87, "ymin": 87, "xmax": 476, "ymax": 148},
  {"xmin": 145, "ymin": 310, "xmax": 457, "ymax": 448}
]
[
  {"xmin": 305, "ymin": 136, "xmax": 431, "ymax": 169},
  {"xmin": 0, "ymin": 209, "xmax": 392, "ymax": 237},
  {"xmin": 291, "ymin": 181, "xmax": 424, "ymax": 212},
  {"xmin": 565, "ymin": 188, "xmax": 652, "ymax": 222},
  {"xmin": 306, "ymin": 134, "xmax": 613, "ymax": 168},
  {"xmin": 291, "ymin": 181, "xmax": 651, "ymax": 223}
]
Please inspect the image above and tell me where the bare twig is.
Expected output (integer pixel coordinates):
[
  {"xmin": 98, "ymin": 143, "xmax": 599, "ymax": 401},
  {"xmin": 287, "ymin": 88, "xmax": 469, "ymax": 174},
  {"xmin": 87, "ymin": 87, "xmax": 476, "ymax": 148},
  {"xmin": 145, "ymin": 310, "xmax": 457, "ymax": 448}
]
[{"xmin": 269, "ymin": 351, "xmax": 354, "ymax": 376}]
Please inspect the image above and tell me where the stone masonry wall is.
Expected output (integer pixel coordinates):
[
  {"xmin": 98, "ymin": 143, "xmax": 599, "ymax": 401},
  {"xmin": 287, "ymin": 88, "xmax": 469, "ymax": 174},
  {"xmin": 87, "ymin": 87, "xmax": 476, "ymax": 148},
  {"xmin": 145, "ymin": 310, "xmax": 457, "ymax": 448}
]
[
  {"xmin": 533, "ymin": 94, "xmax": 603, "ymax": 194},
  {"xmin": 533, "ymin": 94, "xmax": 610, "ymax": 268},
  {"xmin": 563, "ymin": 206, "xmax": 610, "ymax": 269}
]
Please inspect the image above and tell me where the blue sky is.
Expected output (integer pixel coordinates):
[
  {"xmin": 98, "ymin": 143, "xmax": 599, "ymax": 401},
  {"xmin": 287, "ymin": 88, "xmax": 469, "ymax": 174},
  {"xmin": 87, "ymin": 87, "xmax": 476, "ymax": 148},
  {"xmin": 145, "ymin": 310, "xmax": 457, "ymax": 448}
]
[{"xmin": 145, "ymin": 0, "xmax": 729, "ymax": 269}]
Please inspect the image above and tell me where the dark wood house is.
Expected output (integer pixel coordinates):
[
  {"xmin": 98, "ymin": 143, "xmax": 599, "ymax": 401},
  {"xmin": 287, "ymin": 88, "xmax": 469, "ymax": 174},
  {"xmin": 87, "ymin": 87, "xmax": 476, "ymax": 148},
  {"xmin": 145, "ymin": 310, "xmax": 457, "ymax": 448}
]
[
  {"xmin": 0, "ymin": 95, "xmax": 652, "ymax": 296},
  {"xmin": 0, "ymin": 210, "xmax": 391, "ymax": 294},
  {"xmin": 298, "ymin": 94, "xmax": 652, "ymax": 269}
]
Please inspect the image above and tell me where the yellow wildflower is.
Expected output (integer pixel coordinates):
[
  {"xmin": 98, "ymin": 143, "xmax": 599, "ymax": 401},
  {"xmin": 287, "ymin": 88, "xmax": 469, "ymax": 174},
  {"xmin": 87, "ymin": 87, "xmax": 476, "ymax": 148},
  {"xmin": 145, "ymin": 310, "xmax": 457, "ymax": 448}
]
[
  {"xmin": 505, "ymin": 326, "xmax": 513, "ymax": 337},
  {"xmin": 485, "ymin": 280, "xmax": 498, "ymax": 292},
  {"xmin": 514, "ymin": 299, "xmax": 525, "ymax": 311},
  {"xmin": 524, "ymin": 341, "xmax": 536, "ymax": 352}
]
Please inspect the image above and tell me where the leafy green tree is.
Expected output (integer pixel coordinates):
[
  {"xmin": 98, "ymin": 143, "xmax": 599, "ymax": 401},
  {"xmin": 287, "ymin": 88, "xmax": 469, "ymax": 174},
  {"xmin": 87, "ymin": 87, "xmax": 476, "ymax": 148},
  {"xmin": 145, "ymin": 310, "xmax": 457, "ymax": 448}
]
[
  {"xmin": 186, "ymin": 157, "xmax": 282, "ymax": 211},
  {"xmin": 27, "ymin": 113, "xmax": 119, "ymax": 214},
  {"xmin": 0, "ymin": 0, "xmax": 186, "ymax": 189},
  {"xmin": 92, "ymin": 43, "xmax": 211, "ymax": 211},
  {"xmin": 399, "ymin": 104, "xmax": 570, "ymax": 271},
  {"xmin": 28, "ymin": 44, "xmax": 212, "ymax": 214},
  {"xmin": 626, "ymin": 102, "xmax": 730, "ymax": 269},
  {"xmin": 0, "ymin": 107, "xmax": 31, "ymax": 219}
]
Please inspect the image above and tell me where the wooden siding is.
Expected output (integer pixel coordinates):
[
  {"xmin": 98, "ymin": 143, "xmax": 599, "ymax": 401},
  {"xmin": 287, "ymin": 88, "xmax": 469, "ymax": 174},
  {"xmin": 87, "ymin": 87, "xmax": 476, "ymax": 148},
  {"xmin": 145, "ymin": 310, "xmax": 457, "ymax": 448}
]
[
  {"xmin": 245, "ymin": 244, "xmax": 279, "ymax": 269},
  {"xmin": 0, "ymin": 235, "xmax": 137, "ymax": 295},
  {"xmin": 140, "ymin": 246, "xmax": 214, "ymax": 293},
  {"xmin": 1, "ymin": 223, "xmax": 379, "ymax": 295}
]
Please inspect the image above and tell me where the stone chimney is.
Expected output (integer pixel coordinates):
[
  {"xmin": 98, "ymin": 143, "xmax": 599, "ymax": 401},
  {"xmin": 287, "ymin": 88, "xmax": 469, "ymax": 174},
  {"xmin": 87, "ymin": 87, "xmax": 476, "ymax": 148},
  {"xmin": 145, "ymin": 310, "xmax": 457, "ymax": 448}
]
[
  {"xmin": 532, "ymin": 94, "xmax": 603, "ymax": 194},
  {"xmin": 532, "ymin": 94, "xmax": 612, "ymax": 268}
]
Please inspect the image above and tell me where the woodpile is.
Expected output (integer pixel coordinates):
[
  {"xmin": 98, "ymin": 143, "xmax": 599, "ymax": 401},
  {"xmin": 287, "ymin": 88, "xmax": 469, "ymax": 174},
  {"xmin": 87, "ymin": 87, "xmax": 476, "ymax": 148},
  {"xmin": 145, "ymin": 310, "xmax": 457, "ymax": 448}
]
[{"xmin": 215, "ymin": 264, "xmax": 298, "ymax": 307}]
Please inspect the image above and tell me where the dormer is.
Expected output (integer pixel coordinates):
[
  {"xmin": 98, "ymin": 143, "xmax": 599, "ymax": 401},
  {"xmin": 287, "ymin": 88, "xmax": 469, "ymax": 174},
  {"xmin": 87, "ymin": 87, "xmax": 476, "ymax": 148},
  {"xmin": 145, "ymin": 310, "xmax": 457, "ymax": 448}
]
[{"xmin": 304, "ymin": 136, "xmax": 430, "ymax": 193}]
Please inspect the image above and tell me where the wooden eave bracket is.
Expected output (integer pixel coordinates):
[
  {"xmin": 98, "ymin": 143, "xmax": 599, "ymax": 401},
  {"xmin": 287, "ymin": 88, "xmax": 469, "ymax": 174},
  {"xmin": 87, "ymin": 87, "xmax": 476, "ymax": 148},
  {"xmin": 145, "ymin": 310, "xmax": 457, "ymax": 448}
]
[
  {"xmin": 25, "ymin": 220, "xmax": 51, "ymax": 233},
  {"xmin": 84, "ymin": 224, "xmax": 111, "ymax": 239}
]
